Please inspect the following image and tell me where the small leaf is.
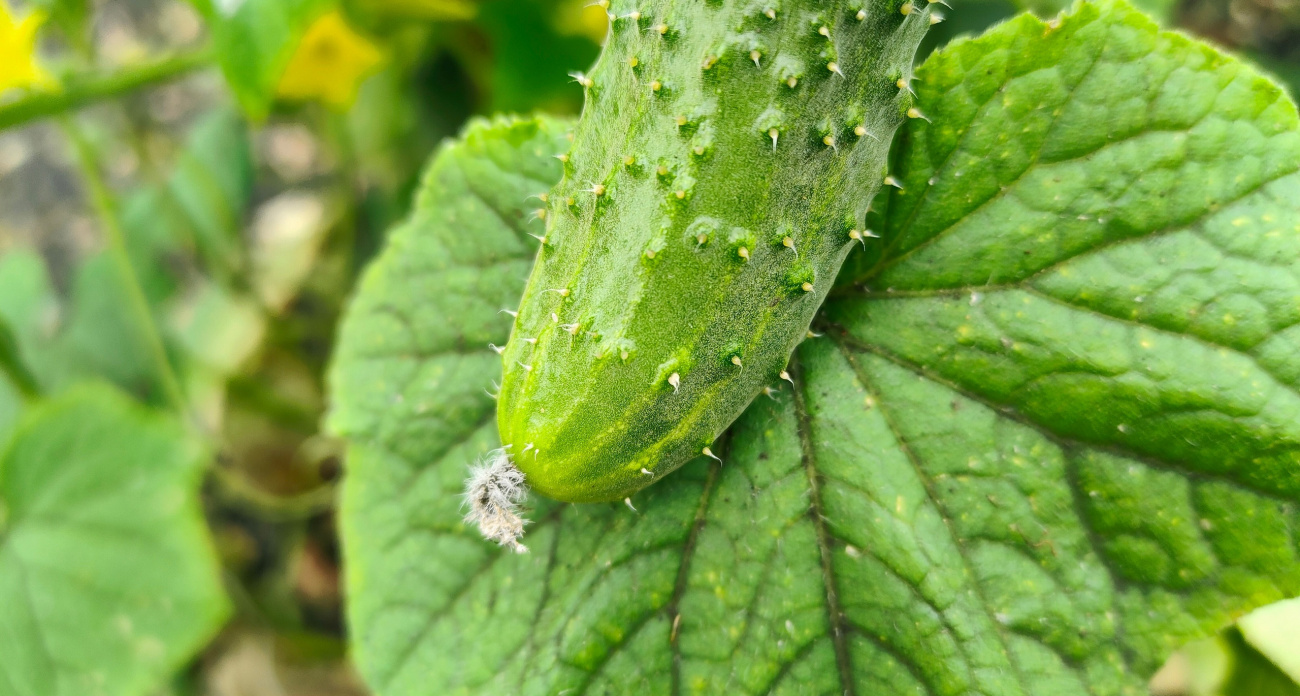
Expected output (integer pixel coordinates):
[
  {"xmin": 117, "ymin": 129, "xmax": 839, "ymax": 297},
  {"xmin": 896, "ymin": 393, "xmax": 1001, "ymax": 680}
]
[
  {"xmin": 22, "ymin": 0, "xmax": 90, "ymax": 53},
  {"xmin": 56, "ymin": 254, "xmax": 179, "ymax": 403},
  {"xmin": 0, "ymin": 385, "xmax": 229, "ymax": 696},
  {"xmin": 0, "ymin": 317, "xmax": 38, "ymax": 399},
  {"xmin": 157, "ymin": 109, "xmax": 254, "ymax": 278},
  {"xmin": 198, "ymin": 0, "xmax": 335, "ymax": 118},
  {"xmin": 0, "ymin": 249, "xmax": 65, "ymax": 394},
  {"xmin": 0, "ymin": 380, "xmax": 20, "ymax": 445}
]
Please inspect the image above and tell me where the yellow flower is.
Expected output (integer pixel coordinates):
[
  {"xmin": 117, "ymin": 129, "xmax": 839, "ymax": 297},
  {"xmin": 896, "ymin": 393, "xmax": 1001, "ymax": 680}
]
[
  {"xmin": 0, "ymin": 2, "xmax": 55, "ymax": 97},
  {"xmin": 552, "ymin": 0, "xmax": 608, "ymax": 45},
  {"xmin": 277, "ymin": 11, "xmax": 385, "ymax": 109}
]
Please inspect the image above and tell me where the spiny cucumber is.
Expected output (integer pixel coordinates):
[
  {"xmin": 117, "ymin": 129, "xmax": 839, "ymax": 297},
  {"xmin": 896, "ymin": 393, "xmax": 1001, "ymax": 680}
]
[{"xmin": 493, "ymin": 0, "xmax": 934, "ymax": 510}]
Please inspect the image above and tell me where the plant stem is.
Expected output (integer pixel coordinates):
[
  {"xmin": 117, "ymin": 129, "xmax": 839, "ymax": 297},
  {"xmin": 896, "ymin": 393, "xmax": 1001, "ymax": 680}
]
[
  {"xmin": 0, "ymin": 49, "xmax": 214, "ymax": 132},
  {"xmin": 61, "ymin": 118, "xmax": 191, "ymax": 417}
]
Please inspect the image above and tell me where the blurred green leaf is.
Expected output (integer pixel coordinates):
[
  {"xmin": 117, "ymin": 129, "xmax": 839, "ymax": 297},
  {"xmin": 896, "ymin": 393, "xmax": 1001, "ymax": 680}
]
[
  {"xmin": 196, "ymin": 0, "xmax": 334, "ymax": 118},
  {"xmin": 1014, "ymin": 0, "xmax": 1176, "ymax": 23},
  {"xmin": 56, "ymin": 253, "xmax": 178, "ymax": 402},
  {"xmin": 161, "ymin": 109, "xmax": 254, "ymax": 278},
  {"xmin": 0, "ymin": 108, "xmax": 258, "ymax": 409},
  {"xmin": 24, "ymin": 0, "xmax": 91, "ymax": 53},
  {"xmin": 0, "ymin": 385, "xmax": 229, "ymax": 696},
  {"xmin": 118, "ymin": 187, "xmax": 194, "ymax": 302},
  {"xmin": 0, "ymin": 250, "xmax": 61, "ymax": 393},
  {"xmin": 0, "ymin": 317, "xmax": 35, "ymax": 444},
  {"xmin": 0, "ymin": 377, "xmax": 21, "ymax": 446},
  {"xmin": 116, "ymin": 109, "xmax": 252, "ymax": 290},
  {"xmin": 0, "ymin": 250, "xmax": 57, "ymax": 338},
  {"xmin": 0, "ymin": 319, "xmax": 38, "ymax": 400},
  {"xmin": 0, "ymin": 261, "xmax": 40, "ymax": 440},
  {"xmin": 475, "ymin": 0, "xmax": 601, "ymax": 114},
  {"xmin": 168, "ymin": 281, "xmax": 265, "ymax": 376}
]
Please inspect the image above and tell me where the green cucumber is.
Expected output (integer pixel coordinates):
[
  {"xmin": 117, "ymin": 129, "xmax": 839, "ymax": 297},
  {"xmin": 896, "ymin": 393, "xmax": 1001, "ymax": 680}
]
[{"xmin": 497, "ymin": 0, "xmax": 934, "ymax": 505}]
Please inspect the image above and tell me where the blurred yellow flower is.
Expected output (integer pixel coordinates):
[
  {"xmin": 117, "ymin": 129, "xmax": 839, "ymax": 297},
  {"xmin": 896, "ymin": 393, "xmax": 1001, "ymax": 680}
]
[
  {"xmin": 552, "ymin": 0, "xmax": 608, "ymax": 45},
  {"xmin": 0, "ymin": 2, "xmax": 55, "ymax": 97},
  {"xmin": 277, "ymin": 11, "xmax": 385, "ymax": 109}
]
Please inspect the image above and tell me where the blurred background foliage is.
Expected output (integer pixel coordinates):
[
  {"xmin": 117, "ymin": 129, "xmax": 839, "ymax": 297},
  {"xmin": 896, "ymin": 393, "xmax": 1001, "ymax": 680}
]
[{"xmin": 0, "ymin": 0, "xmax": 1297, "ymax": 693}]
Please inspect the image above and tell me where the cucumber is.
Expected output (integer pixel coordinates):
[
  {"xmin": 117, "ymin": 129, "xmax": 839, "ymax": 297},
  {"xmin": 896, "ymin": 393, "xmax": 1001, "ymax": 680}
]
[{"xmin": 497, "ymin": 0, "xmax": 934, "ymax": 505}]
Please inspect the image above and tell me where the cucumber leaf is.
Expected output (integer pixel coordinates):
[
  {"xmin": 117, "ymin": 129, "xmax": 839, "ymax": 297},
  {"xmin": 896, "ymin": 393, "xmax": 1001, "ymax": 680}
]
[
  {"xmin": 327, "ymin": 114, "xmax": 567, "ymax": 692},
  {"xmin": 195, "ymin": 0, "xmax": 333, "ymax": 118},
  {"xmin": 330, "ymin": 2, "xmax": 1300, "ymax": 693},
  {"xmin": 0, "ymin": 386, "xmax": 229, "ymax": 696}
]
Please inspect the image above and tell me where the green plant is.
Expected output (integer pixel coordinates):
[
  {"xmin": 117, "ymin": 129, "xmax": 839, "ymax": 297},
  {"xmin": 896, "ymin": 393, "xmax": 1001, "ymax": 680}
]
[
  {"xmin": 329, "ymin": 0, "xmax": 1300, "ymax": 693},
  {"xmin": 1, "ymin": 0, "xmax": 602, "ymax": 692},
  {"xmin": 0, "ymin": 387, "xmax": 227, "ymax": 695},
  {"xmin": 3, "ymin": 0, "xmax": 1300, "ymax": 691}
]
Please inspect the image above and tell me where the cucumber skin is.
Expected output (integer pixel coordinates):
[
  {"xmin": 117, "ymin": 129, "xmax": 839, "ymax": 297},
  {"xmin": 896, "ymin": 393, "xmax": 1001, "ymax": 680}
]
[{"xmin": 499, "ymin": 0, "xmax": 933, "ymax": 503}]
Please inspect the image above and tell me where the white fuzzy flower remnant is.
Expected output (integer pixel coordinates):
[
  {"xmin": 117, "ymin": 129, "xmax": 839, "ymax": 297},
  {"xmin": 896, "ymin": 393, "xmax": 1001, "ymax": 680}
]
[{"xmin": 463, "ymin": 449, "xmax": 530, "ymax": 553}]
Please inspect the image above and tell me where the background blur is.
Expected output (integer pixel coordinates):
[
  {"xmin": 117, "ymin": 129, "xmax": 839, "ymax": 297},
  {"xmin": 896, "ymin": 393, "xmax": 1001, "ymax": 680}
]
[{"xmin": 0, "ymin": 0, "xmax": 1297, "ymax": 693}]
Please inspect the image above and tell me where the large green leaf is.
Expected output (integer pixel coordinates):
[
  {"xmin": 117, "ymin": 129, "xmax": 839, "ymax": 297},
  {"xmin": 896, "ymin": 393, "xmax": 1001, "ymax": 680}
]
[
  {"xmin": 830, "ymin": 0, "xmax": 1300, "ymax": 682},
  {"xmin": 0, "ymin": 386, "xmax": 229, "ymax": 696},
  {"xmin": 331, "ymin": 2, "xmax": 1300, "ymax": 694}
]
